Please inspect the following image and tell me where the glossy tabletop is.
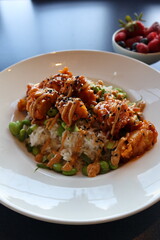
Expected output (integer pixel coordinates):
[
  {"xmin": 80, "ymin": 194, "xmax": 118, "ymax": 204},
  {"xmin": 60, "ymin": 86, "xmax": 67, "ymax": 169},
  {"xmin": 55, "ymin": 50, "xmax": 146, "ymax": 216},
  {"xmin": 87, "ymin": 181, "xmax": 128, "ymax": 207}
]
[{"xmin": 0, "ymin": 0, "xmax": 160, "ymax": 239}]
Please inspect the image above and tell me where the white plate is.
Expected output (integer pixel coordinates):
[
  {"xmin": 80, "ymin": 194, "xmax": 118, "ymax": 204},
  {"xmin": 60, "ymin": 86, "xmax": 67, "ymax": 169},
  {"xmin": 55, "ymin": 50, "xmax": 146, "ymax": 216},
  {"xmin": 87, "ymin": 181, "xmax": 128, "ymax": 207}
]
[{"xmin": 0, "ymin": 50, "xmax": 160, "ymax": 225}]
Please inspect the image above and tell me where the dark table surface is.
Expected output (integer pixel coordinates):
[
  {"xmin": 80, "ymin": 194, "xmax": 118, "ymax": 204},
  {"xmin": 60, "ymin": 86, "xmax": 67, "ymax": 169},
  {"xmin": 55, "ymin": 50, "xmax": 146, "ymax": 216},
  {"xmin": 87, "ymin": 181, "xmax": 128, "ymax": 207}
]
[{"xmin": 0, "ymin": 1, "xmax": 160, "ymax": 239}]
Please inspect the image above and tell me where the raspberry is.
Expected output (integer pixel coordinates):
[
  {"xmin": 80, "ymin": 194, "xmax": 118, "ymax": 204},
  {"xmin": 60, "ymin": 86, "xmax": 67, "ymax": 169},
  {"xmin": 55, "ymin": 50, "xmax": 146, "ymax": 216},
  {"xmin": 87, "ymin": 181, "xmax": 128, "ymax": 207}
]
[
  {"xmin": 147, "ymin": 32, "xmax": 158, "ymax": 42},
  {"xmin": 136, "ymin": 43, "xmax": 149, "ymax": 53},
  {"xmin": 125, "ymin": 36, "xmax": 143, "ymax": 48},
  {"xmin": 115, "ymin": 31, "xmax": 127, "ymax": 42},
  {"xmin": 148, "ymin": 38, "xmax": 160, "ymax": 52}
]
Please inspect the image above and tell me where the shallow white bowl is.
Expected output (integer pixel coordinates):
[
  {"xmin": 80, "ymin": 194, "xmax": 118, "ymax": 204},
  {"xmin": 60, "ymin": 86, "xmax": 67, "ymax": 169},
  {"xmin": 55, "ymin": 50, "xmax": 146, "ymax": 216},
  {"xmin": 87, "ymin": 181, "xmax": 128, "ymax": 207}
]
[
  {"xmin": 112, "ymin": 29, "xmax": 160, "ymax": 65},
  {"xmin": 0, "ymin": 50, "xmax": 160, "ymax": 224}
]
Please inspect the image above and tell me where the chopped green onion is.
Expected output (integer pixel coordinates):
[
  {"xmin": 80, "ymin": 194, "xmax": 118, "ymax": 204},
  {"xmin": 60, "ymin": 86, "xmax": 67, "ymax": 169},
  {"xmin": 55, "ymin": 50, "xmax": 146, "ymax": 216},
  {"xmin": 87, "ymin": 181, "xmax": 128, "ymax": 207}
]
[
  {"xmin": 82, "ymin": 166, "xmax": 88, "ymax": 176},
  {"xmin": 42, "ymin": 155, "xmax": 48, "ymax": 163},
  {"xmin": 61, "ymin": 121, "xmax": 71, "ymax": 131},
  {"xmin": 36, "ymin": 163, "xmax": 50, "ymax": 169},
  {"xmin": 101, "ymin": 88, "xmax": 106, "ymax": 95},
  {"xmin": 106, "ymin": 140, "xmax": 116, "ymax": 149},
  {"xmin": 47, "ymin": 153, "xmax": 55, "ymax": 160},
  {"xmin": 91, "ymin": 85, "xmax": 101, "ymax": 93},
  {"xmin": 47, "ymin": 107, "xmax": 58, "ymax": 117},
  {"xmin": 114, "ymin": 88, "xmax": 127, "ymax": 99},
  {"xmin": 57, "ymin": 125, "xmax": 65, "ymax": 136},
  {"xmin": 61, "ymin": 122, "xmax": 79, "ymax": 132},
  {"xmin": 61, "ymin": 121, "xmax": 67, "ymax": 129},
  {"xmin": 72, "ymin": 124, "xmax": 79, "ymax": 132}
]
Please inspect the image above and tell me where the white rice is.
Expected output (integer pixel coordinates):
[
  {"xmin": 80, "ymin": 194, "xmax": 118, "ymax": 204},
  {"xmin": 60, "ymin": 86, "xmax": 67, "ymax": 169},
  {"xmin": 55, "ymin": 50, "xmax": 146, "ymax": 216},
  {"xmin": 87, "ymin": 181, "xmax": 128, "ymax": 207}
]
[
  {"xmin": 29, "ymin": 126, "xmax": 50, "ymax": 147},
  {"xmin": 82, "ymin": 131, "xmax": 106, "ymax": 160},
  {"xmin": 60, "ymin": 131, "xmax": 80, "ymax": 161},
  {"xmin": 60, "ymin": 129, "xmax": 107, "ymax": 162},
  {"xmin": 29, "ymin": 124, "xmax": 107, "ymax": 162},
  {"xmin": 29, "ymin": 123, "xmax": 61, "ymax": 151}
]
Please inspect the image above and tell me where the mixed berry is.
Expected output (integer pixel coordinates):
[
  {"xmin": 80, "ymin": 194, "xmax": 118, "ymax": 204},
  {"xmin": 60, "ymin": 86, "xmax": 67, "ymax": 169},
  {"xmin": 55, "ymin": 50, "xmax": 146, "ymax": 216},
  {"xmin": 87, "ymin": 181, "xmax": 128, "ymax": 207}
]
[{"xmin": 115, "ymin": 13, "xmax": 160, "ymax": 53}]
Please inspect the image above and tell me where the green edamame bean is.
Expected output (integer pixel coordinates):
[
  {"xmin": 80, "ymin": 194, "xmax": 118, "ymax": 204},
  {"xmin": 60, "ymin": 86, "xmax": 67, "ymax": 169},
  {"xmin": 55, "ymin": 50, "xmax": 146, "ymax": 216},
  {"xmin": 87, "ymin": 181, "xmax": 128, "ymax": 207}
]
[
  {"xmin": 53, "ymin": 163, "xmax": 62, "ymax": 172},
  {"xmin": 100, "ymin": 161, "xmax": 110, "ymax": 174},
  {"xmin": 22, "ymin": 119, "xmax": 31, "ymax": 126},
  {"xmin": 80, "ymin": 153, "xmax": 92, "ymax": 164},
  {"xmin": 108, "ymin": 160, "xmax": 118, "ymax": 170},
  {"xmin": 18, "ymin": 129, "xmax": 27, "ymax": 142},
  {"xmin": 26, "ymin": 143, "xmax": 32, "ymax": 152},
  {"xmin": 62, "ymin": 168, "xmax": 77, "ymax": 176},
  {"xmin": 9, "ymin": 121, "xmax": 22, "ymax": 136},
  {"xmin": 32, "ymin": 146, "xmax": 40, "ymax": 156},
  {"xmin": 27, "ymin": 124, "xmax": 38, "ymax": 135},
  {"xmin": 16, "ymin": 120, "xmax": 23, "ymax": 129}
]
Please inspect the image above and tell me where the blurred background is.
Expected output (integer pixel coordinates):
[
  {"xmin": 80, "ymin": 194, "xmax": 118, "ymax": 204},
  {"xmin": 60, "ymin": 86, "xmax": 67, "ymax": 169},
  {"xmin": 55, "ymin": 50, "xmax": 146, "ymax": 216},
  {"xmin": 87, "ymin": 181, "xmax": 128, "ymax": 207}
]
[{"xmin": 0, "ymin": 0, "xmax": 160, "ymax": 71}]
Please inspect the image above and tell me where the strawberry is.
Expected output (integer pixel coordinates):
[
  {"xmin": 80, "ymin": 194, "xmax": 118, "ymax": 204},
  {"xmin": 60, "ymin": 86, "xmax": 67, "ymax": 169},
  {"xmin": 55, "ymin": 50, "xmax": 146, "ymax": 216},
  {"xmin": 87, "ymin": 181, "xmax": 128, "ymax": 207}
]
[
  {"xmin": 115, "ymin": 30, "xmax": 127, "ymax": 42},
  {"xmin": 147, "ymin": 32, "xmax": 158, "ymax": 42},
  {"xmin": 136, "ymin": 43, "xmax": 149, "ymax": 53},
  {"xmin": 148, "ymin": 38, "xmax": 160, "ymax": 52},
  {"xmin": 119, "ymin": 13, "xmax": 145, "ymax": 37},
  {"xmin": 125, "ymin": 36, "xmax": 143, "ymax": 48},
  {"xmin": 145, "ymin": 22, "xmax": 160, "ymax": 35}
]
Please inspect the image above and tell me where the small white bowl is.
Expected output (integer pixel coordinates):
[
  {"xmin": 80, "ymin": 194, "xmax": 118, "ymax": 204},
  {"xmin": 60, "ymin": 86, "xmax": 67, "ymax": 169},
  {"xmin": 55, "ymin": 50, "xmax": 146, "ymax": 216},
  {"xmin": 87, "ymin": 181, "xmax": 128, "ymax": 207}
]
[{"xmin": 112, "ymin": 29, "xmax": 160, "ymax": 65}]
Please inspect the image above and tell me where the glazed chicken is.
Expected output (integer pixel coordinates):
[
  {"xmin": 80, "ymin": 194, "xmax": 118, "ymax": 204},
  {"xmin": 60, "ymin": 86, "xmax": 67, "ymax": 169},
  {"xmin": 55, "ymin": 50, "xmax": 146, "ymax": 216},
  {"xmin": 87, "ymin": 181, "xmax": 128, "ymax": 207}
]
[
  {"xmin": 111, "ymin": 120, "xmax": 158, "ymax": 166},
  {"xmin": 121, "ymin": 120, "xmax": 157, "ymax": 159},
  {"xmin": 60, "ymin": 75, "xmax": 97, "ymax": 106},
  {"xmin": 56, "ymin": 96, "xmax": 88, "ymax": 126},
  {"xmin": 26, "ymin": 84, "xmax": 58, "ymax": 120},
  {"xmin": 38, "ymin": 67, "xmax": 72, "ymax": 92},
  {"xmin": 93, "ymin": 98, "xmax": 132, "ymax": 136}
]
